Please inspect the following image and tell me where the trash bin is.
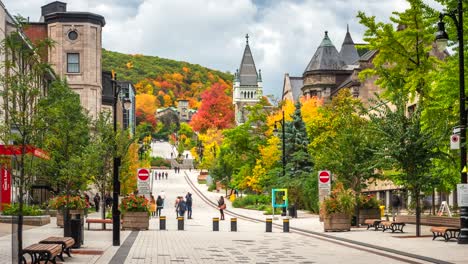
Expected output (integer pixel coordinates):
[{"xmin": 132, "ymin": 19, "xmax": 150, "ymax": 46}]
[
  {"xmin": 351, "ymin": 215, "xmax": 357, "ymax": 226},
  {"xmin": 379, "ymin": 206, "xmax": 385, "ymax": 218},
  {"xmin": 281, "ymin": 207, "xmax": 287, "ymax": 216},
  {"xmin": 288, "ymin": 204, "xmax": 297, "ymax": 218},
  {"xmin": 70, "ymin": 214, "xmax": 82, "ymax": 248}
]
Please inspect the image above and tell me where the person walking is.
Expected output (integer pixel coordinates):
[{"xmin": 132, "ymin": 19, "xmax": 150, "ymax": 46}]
[
  {"xmin": 105, "ymin": 193, "xmax": 112, "ymax": 209},
  {"xmin": 156, "ymin": 195, "xmax": 163, "ymax": 216},
  {"xmin": 165, "ymin": 172, "xmax": 168, "ymax": 179},
  {"xmin": 160, "ymin": 190, "xmax": 166, "ymax": 207},
  {"xmin": 158, "ymin": 172, "xmax": 162, "ymax": 180},
  {"xmin": 391, "ymin": 194, "xmax": 401, "ymax": 221},
  {"xmin": 174, "ymin": 196, "xmax": 181, "ymax": 218},
  {"xmin": 186, "ymin": 192, "xmax": 193, "ymax": 219},
  {"xmin": 93, "ymin": 193, "xmax": 100, "ymax": 212},
  {"xmin": 218, "ymin": 196, "xmax": 225, "ymax": 220},
  {"xmin": 177, "ymin": 197, "xmax": 187, "ymax": 218},
  {"xmin": 150, "ymin": 195, "xmax": 157, "ymax": 217}
]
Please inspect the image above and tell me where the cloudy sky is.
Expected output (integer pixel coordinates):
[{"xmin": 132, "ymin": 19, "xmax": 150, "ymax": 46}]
[{"xmin": 4, "ymin": 0, "xmax": 443, "ymax": 98}]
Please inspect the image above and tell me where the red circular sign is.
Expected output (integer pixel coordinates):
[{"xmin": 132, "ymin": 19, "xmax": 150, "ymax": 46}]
[
  {"xmin": 452, "ymin": 135, "xmax": 459, "ymax": 143},
  {"xmin": 138, "ymin": 169, "xmax": 150, "ymax": 181},
  {"xmin": 319, "ymin": 171, "xmax": 330, "ymax": 184}
]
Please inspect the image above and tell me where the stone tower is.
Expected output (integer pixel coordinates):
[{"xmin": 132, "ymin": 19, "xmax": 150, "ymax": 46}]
[
  {"xmin": 233, "ymin": 34, "xmax": 263, "ymax": 125},
  {"xmin": 42, "ymin": 1, "xmax": 106, "ymax": 119}
]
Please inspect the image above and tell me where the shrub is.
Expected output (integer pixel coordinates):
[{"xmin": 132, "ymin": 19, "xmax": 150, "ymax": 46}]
[
  {"xmin": 320, "ymin": 182, "xmax": 356, "ymax": 216},
  {"xmin": 232, "ymin": 195, "xmax": 270, "ymax": 209},
  {"xmin": 357, "ymin": 194, "xmax": 380, "ymax": 209},
  {"xmin": 2, "ymin": 203, "xmax": 43, "ymax": 216},
  {"xmin": 49, "ymin": 195, "xmax": 87, "ymax": 210},
  {"xmin": 208, "ymin": 183, "xmax": 216, "ymax": 192},
  {"xmin": 119, "ymin": 194, "xmax": 149, "ymax": 213},
  {"xmin": 150, "ymin": 156, "xmax": 171, "ymax": 167}
]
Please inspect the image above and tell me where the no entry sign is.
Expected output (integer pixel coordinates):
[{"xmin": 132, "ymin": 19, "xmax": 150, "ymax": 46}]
[
  {"xmin": 138, "ymin": 168, "xmax": 150, "ymax": 181},
  {"xmin": 319, "ymin": 170, "xmax": 331, "ymax": 184}
]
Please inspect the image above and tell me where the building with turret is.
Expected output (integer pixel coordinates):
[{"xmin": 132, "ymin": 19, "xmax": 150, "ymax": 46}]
[{"xmin": 233, "ymin": 34, "xmax": 263, "ymax": 125}]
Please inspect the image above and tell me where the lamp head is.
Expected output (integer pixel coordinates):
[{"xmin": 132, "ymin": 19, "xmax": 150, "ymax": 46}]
[
  {"xmin": 435, "ymin": 19, "xmax": 449, "ymax": 51},
  {"xmin": 123, "ymin": 98, "xmax": 132, "ymax": 110},
  {"xmin": 273, "ymin": 123, "xmax": 278, "ymax": 133}
]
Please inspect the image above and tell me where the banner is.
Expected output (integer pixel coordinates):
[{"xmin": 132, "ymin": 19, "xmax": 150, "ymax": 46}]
[{"xmin": 1, "ymin": 166, "xmax": 11, "ymax": 210}]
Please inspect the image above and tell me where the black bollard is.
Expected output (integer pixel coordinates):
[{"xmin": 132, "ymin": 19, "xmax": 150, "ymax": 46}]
[
  {"xmin": 213, "ymin": 217, "xmax": 219, "ymax": 231},
  {"xmin": 177, "ymin": 217, "xmax": 184, "ymax": 230},
  {"xmin": 159, "ymin": 216, "xmax": 166, "ymax": 230},
  {"xmin": 231, "ymin": 218, "xmax": 237, "ymax": 232},
  {"xmin": 266, "ymin": 218, "xmax": 272, "ymax": 232},
  {"xmin": 283, "ymin": 218, "xmax": 289, "ymax": 232}
]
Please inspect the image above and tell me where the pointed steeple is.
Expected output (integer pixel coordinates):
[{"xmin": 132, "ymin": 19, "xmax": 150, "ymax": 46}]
[
  {"xmin": 238, "ymin": 34, "xmax": 258, "ymax": 86},
  {"xmin": 339, "ymin": 25, "xmax": 359, "ymax": 65},
  {"xmin": 304, "ymin": 31, "xmax": 344, "ymax": 73}
]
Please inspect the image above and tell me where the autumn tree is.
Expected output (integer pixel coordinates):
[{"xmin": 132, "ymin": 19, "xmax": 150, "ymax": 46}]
[
  {"xmin": 135, "ymin": 93, "xmax": 157, "ymax": 127},
  {"xmin": 189, "ymin": 82, "xmax": 234, "ymax": 132}
]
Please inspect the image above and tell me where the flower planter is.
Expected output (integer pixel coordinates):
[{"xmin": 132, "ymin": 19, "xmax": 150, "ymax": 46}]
[
  {"xmin": 358, "ymin": 208, "xmax": 381, "ymax": 225},
  {"xmin": 122, "ymin": 211, "xmax": 149, "ymax": 230},
  {"xmin": 0, "ymin": 215, "xmax": 50, "ymax": 226},
  {"xmin": 323, "ymin": 213, "xmax": 351, "ymax": 232},
  {"xmin": 56, "ymin": 209, "xmax": 85, "ymax": 227}
]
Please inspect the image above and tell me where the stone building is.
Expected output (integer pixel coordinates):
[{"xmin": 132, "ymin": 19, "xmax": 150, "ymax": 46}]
[
  {"xmin": 233, "ymin": 34, "xmax": 263, "ymax": 125},
  {"xmin": 24, "ymin": 1, "xmax": 105, "ymax": 119}
]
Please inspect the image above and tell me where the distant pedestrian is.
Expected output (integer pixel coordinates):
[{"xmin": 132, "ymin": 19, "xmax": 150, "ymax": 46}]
[
  {"xmin": 158, "ymin": 172, "xmax": 162, "ymax": 180},
  {"xmin": 160, "ymin": 190, "xmax": 166, "ymax": 207},
  {"xmin": 105, "ymin": 193, "xmax": 112, "ymax": 209},
  {"xmin": 156, "ymin": 195, "xmax": 163, "ymax": 216},
  {"xmin": 186, "ymin": 153, "xmax": 188, "ymax": 159},
  {"xmin": 186, "ymin": 192, "xmax": 193, "ymax": 219},
  {"xmin": 189, "ymin": 166, "xmax": 191, "ymax": 172},
  {"xmin": 391, "ymin": 194, "xmax": 401, "ymax": 221},
  {"xmin": 174, "ymin": 167, "xmax": 177, "ymax": 173},
  {"xmin": 150, "ymin": 195, "xmax": 156, "ymax": 217},
  {"xmin": 171, "ymin": 152, "xmax": 173, "ymax": 158},
  {"xmin": 154, "ymin": 171, "xmax": 157, "ymax": 180},
  {"xmin": 165, "ymin": 172, "xmax": 168, "ymax": 179},
  {"xmin": 177, "ymin": 197, "xmax": 187, "ymax": 217},
  {"xmin": 218, "ymin": 196, "xmax": 225, "ymax": 220},
  {"xmin": 174, "ymin": 196, "xmax": 181, "ymax": 218},
  {"xmin": 93, "ymin": 193, "xmax": 100, "ymax": 212}
]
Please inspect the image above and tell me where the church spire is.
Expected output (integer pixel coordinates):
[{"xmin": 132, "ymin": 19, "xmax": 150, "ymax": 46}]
[
  {"xmin": 246, "ymin": 33, "xmax": 249, "ymax": 45},
  {"xmin": 238, "ymin": 34, "xmax": 258, "ymax": 86},
  {"xmin": 339, "ymin": 25, "xmax": 359, "ymax": 65}
]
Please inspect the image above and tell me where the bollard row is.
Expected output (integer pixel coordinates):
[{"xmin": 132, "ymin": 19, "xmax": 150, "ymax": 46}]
[{"xmin": 156, "ymin": 216, "xmax": 290, "ymax": 232}]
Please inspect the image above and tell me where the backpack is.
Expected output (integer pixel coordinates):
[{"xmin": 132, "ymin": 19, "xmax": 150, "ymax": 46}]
[{"xmin": 178, "ymin": 200, "xmax": 187, "ymax": 212}]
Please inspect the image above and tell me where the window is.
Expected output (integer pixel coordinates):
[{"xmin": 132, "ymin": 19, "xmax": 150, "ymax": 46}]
[
  {"xmin": 68, "ymin": 30, "xmax": 78, "ymax": 41},
  {"xmin": 67, "ymin": 53, "xmax": 80, "ymax": 73}
]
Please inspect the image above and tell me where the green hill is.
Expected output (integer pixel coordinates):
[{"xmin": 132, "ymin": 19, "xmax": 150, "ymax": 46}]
[{"xmin": 102, "ymin": 49, "xmax": 233, "ymax": 98}]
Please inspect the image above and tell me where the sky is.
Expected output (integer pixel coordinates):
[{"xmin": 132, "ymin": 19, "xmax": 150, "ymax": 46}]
[{"xmin": 4, "ymin": 0, "xmax": 444, "ymax": 99}]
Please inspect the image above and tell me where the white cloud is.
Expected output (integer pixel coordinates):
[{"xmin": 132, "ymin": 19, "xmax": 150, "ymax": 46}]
[{"xmin": 3, "ymin": 0, "xmax": 441, "ymax": 98}]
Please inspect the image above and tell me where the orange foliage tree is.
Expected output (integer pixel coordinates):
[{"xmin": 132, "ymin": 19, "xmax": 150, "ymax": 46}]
[
  {"xmin": 136, "ymin": 93, "xmax": 157, "ymax": 127},
  {"xmin": 189, "ymin": 82, "xmax": 234, "ymax": 132}
]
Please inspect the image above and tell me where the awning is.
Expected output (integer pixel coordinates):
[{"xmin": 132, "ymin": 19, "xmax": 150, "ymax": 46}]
[{"xmin": 0, "ymin": 145, "xmax": 50, "ymax": 160}]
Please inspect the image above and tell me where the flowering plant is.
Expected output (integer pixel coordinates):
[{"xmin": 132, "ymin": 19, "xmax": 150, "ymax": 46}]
[
  {"xmin": 320, "ymin": 182, "xmax": 356, "ymax": 216},
  {"xmin": 357, "ymin": 194, "xmax": 380, "ymax": 209},
  {"xmin": 119, "ymin": 194, "xmax": 149, "ymax": 213},
  {"xmin": 48, "ymin": 195, "xmax": 86, "ymax": 210}
]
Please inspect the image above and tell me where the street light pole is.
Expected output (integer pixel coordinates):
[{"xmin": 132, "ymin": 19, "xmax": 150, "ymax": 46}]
[
  {"xmin": 274, "ymin": 111, "xmax": 286, "ymax": 177},
  {"xmin": 111, "ymin": 72, "xmax": 121, "ymax": 246},
  {"xmin": 435, "ymin": 0, "xmax": 468, "ymax": 244}
]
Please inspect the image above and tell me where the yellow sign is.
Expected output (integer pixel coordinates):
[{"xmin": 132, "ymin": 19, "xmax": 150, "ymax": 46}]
[{"xmin": 463, "ymin": 166, "xmax": 467, "ymax": 173}]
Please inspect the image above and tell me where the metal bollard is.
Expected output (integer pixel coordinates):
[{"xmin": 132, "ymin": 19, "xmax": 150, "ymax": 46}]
[
  {"xmin": 177, "ymin": 217, "xmax": 184, "ymax": 230},
  {"xmin": 266, "ymin": 218, "xmax": 272, "ymax": 232},
  {"xmin": 283, "ymin": 218, "xmax": 289, "ymax": 232},
  {"xmin": 159, "ymin": 216, "xmax": 166, "ymax": 230},
  {"xmin": 231, "ymin": 218, "xmax": 237, "ymax": 232},
  {"xmin": 213, "ymin": 217, "xmax": 219, "ymax": 231}
]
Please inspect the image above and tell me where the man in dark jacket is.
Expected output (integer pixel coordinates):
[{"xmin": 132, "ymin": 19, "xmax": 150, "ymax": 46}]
[
  {"xmin": 185, "ymin": 192, "xmax": 193, "ymax": 219},
  {"xmin": 93, "ymin": 193, "xmax": 100, "ymax": 212}
]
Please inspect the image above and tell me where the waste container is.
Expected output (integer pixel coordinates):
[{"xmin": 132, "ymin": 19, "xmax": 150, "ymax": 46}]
[
  {"xmin": 379, "ymin": 206, "xmax": 385, "ymax": 218},
  {"xmin": 288, "ymin": 204, "xmax": 297, "ymax": 218},
  {"xmin": 70, "ymin": 214, "xmax": 83, "ymax": 248},
  {"xmin": 281, "ymin": 207, "xmax": 287, "ymax": 216}
]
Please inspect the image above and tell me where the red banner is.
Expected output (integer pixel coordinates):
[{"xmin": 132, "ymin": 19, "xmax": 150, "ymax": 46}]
[
  {"xmin": 0, "ymin": 145, "xmax": 50, "ymax": 160},
  {"xmin": 1, "ymin": 166, "xmax": 11, "ymax": 210}
]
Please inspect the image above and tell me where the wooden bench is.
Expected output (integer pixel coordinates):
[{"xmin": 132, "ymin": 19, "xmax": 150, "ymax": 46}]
[
  {"xmin": 39, "ymin": 236, "xmax": 75, "ymax": 261},
  {"xmin": 430, "ymin": 226, "xmax": 460, "ymax": 242},
  {"xmin": 86, "ymin": 218, "xmax": 112, "ymax": 230},
  {"xmin": 364, "ymin": 219, "xmax": 382, "ymax": 231},
  {"xmin": 22, "ymin": 243, "xmax": 62, "ymax": 264},
  {"xmin": 381, "ymin": 221, "xmax": 405, "ymax": 233}
]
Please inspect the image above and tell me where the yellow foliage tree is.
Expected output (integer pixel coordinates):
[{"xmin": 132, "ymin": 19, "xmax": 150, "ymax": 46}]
[
  {"xmin": 266, "ymin": 99, "xmax": 295, "ymax": 137},
  {"xmin": 246, "ymin": 136, "xmax": 280, "ymax": 193},
  {"xmin": 120, "ymin": 142, "xmax": 139, "ymax": 195}
]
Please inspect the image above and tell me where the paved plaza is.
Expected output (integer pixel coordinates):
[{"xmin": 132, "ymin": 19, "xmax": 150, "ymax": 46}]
[{"xmin": 0, "ymin": 142, "xmax": 466, "ymax": 263}]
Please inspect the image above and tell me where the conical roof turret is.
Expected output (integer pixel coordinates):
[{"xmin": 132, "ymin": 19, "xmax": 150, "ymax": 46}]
[
  {"xmin": 238, "ymin": 34, "xmax": 259, "ymax": 86},
  {"xmin": 304, "ymin": 31, "xmax": 344, "ymax": 73},
  {"xmin": 339, "ymin": 25, "xmax": 359, "ymax": 65}
]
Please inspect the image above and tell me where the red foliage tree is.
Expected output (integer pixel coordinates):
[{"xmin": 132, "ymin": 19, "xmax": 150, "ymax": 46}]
[{"xmin": 190, "ymin": 82, "xmax": 234, "ymax": 132}]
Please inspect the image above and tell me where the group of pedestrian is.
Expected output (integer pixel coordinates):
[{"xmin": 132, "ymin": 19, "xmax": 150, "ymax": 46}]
[
  {"xmin": 149, "ymin": 190, "xmax": 166, "ymax": 217},
  {"xmin": 154, "ymin": 171, "xmax": 168, "ymax": 180},
  {"xmin": 174, "ymin": 167, "xmax": 181, "ymax": 173},
  {"xmin": 174, "ymin": 192, "xmax": 193, "ymax": 219},
  {"xmin": 91, "ymin": 192, "xmax": 112, "ymax": 212}
]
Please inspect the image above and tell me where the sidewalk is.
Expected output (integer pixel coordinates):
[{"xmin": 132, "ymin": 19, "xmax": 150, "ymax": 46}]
[{"xmin": 185, "ymin": 169, "xmax": 467, "ymax": 264}]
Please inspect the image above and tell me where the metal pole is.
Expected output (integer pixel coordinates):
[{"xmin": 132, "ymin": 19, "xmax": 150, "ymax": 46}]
[
  {"xmin": 281, "ymin": 111, "xmax": 286, "ymax": 177},
  {"xmin": 112, "ymin": 74, "xmax": 121, "ymax": 246},
  {"xmin": 457, "ymin": 0, "xmax": 468, "ymax": 244}
]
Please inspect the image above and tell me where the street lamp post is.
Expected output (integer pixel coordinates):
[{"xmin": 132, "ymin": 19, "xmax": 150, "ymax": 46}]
[
  {"xmin": 111, "ymin": 73, "xmax": 132, "ymax": 246},
  {"xmin": 273, "ymin": 111, "xmax": 286, "ymax": 177},
  {"xmin": 435, "ymin": 0, "xmax": 468, "ymax": 244}
]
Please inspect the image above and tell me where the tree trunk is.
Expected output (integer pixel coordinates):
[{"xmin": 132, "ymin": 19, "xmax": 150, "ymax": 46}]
[
  {"xmin": 432, "ymin": 188, "xmax": 435, "ymax": 216},
  {"xmin": 415, "ymin": 190, "xmax": 421, "ymax": 237}
]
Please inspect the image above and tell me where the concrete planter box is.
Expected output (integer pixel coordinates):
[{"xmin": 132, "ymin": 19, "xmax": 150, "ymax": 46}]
[
  {"xmin": 0, "ymin": 215, "xmax": 50, "ymax": 226},
  {"xmin": 395, "ymin": 215, "xmax": 460, "ymax": 227},
  {"xmin": 56, "ymin": 209, "xmax": 85, "ymax": 227},
  {"xmin": 122, "ymin": 211, "xmax": 149, "ymax": 230},
  {"xmin": 358, "ymin": 208, "xmax": 381, "ymax": 225},
  {"xmin": 324, "ymin": 213, "xmax": 351, "ymax": 232}
]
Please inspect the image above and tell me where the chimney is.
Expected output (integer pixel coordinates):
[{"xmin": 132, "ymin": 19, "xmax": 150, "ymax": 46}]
[{"xmin": 41, "ymin": 1, "xmax": 67, "ymax": 17}]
